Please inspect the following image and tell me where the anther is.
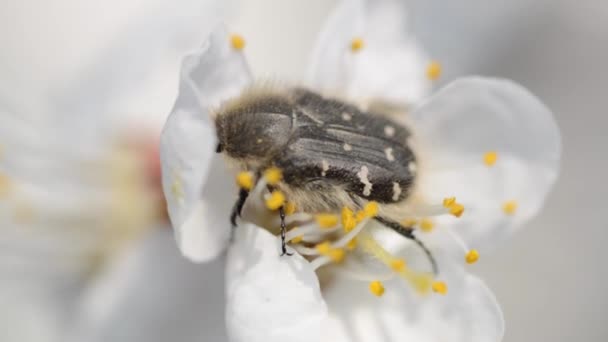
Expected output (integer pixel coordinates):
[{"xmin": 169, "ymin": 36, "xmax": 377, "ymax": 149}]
[
  {"xmin": 264, "ymin": 167, "xmax": 283, "ymax": 185},
  {"xmin": 355, "ymin": 210, "xmax": 366, "ymax": 223},
  {"xmin": 369, "ymin": 281, "xmax": 385, "ymax": 297},
  {"xmin": 448, "ymin": 202, "xmax": 465, "ymax": 217},
  {"xmin": 230, "ymin": 34, "xmax": 245, "ymax": 50},
  {"xmin": 443, "ymin": 197, "xmax": 456, "ymax": 207},
  {"xmin": 420, "ymin": 218, "xmax": 434, "ymax": 232},
  {"xmin": 466, "ymin": 249, "xmax": 479, "ymax": 264},
  {"xmin": 346, "ymin": 238, "xmax": 357, "ymax": 250},
  {"xmin": 432, "ymin": 281, "xmax": 448, "ymax": 295},
  {"xmin": 426, "ymin": 61, "xmax": 442, "ymax": 80},
  {"xmin": 363, "ymin": 201, "xmax": 379, "ymax": 218},
  {"xmin": 316, "ymin": 214, "xmax": 339, "ymax": 228},
  {"xmin": 341, "ymin": 207, "xmax": 357, "ymax": 232},
  {"xmin": 290, "ymin": 235, "xmax": 303, "ymax": 244},
  {"xmin": 351, "ymin": 37, "xmax": 365, "ymax": 52},
  {"xmin": 236, "ymin": 171, "xmax": 254, "ymax": 191},
  {"xmin": 484, "ymin": 151, "xmax": 498, "ymax": 166},
  {"xmin": 503, "ymin": 200, "xmax": 518, "ymax": 215},
  {"xmin": 390, "ymin": 259, "xmax": 406, "ymax": 272},
  {"xmin": 265, "ymin": 191, "xmax": 285, "ymax": 210},
  {"xmin": 402, "ymin": 218, "xmax": 417, "ymax": 227}
]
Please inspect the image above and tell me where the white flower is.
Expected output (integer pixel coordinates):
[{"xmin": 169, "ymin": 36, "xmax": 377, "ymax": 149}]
[
  {"xmin": 0, "ymin": 1, "xmax": 228, "ymax": 341},
  {"xmin": 160, "ymin": 0, "xmax": 561, "ymax": 341}
]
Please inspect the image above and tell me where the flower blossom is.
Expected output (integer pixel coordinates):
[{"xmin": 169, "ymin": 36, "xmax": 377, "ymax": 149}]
[{"xmin": 160, "ymin": 0, "xmax": 561, "ymax": 341}]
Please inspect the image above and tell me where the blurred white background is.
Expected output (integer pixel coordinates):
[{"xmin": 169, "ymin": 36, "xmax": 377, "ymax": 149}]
[{"xmin": 1, "ymin": 0, "xmax": 606, "ymax": 341}]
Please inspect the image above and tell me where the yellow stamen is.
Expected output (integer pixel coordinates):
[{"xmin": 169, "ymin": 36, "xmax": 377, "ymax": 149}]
[
  {"xmin": 346, "ymin": 238, "xmax": 357, "ymax": 250},
  {"xmin": 264, "ymin": 167, "xmax": 283, "ymax": 185},
  {"xmin": 284, "ymin": 202, "xmax": 296, "ymax": 215},
  {"xmin": 315, "ymin": 241, "xmax": 332, "ymax": 255},
  {"xmin": 432, "ymin": 281, "xmax": 448, "ymax": 295},
  {"xmin": 341, "ymin": 206, "xmax": 357, "ymax": 232},
  {"xmin": 265, "ymin": 191, "xmax": 285, "ymax": 211},
  {"xmin": 390, "ymin": 259, "xmax": 406, "ymax": 272},
  {"xmin": 443, "ymin": 197, "xmax": 456, "ymax": 207},
  {"xmin": 448, "ymin": 202, "xmax": 465, "ymax": 217},
  {"xmin": 350, "ymin": 37, "xmax": 365, "ymax": 52},
  {"xmin": 358, "ymin": 231, "xmax": 432, "ymax": 293},
  {"xmin": 503, "ymin": 200, "xmax": 518, "ymax": 215},
  {"xmin": 420, "ymin": 218, "xmax": 434, "ymax": 232},
  {"xmin": 426, "ymin": 61, "xmax": 442, "ymax": 80},
  {"xmin": 236, "ymin": 171, "xmax": 254, "ymax": 191},
  {"xmin": 363, "ymin": 201, "xmax": 379, "ymax": 218},
  {"xmin": 484, "ymin": 151, "xmax": 498, "ymax": 166},
  {"xmin": 402, "ymin": 218, "xmax": 417, "ymax": 227},
  {"xmin": 329, "ymin": 248, "xmax": 345, "ymax": 263},
  {"xmin": 290, "ymin": 235, "xmax": 303, "ymax": 244},
  {"xmin": 355, "ymin": 210, "xmax": 366, "ymax": 223},
  {"xmin": 369, "ymin": 281, "xmax": 385, "ymax": 297},
  {"xmin": 230, "ymin": 34, "xmax": 245, "ymax": 50},
  {"xmin": 316, "ymin": 214, "xmax": 338, "ymax": 228},
  {"xmin": 466, "ymin": 249, "xmax": 479, "ymax": 264}
]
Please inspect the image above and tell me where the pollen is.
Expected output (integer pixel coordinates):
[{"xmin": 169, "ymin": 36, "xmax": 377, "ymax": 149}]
[
  {"xmin": 448, "ymin": 202, "xmax": 465, "ymax": 218},
  {"xmin": 363, "ymin": 201, "xmax": 379, "ymax": 218},
  {"xmin": 341, "ymin": 206, "xmax": 357, "ymax": 232},
  {"xmin": 291, "ymin": 235, "xmax": 303, "ymax": 244},
  {"xmin": 350, "ymin": 37, "xmax": 365, "ymax": 52},
  {"xmin": 316, "ymin": 214, "xmax": 339, "ymax": 228},
  {"xmin": 466, "ymin": 249, "xmax": 480, "ymax": 264},
  {"xmin": 264, "ymin": 167, "xmax": 283, "ymax": 185},
  {"xmin": 236, "ymin": 171, "xmax": 254, "ymax": 190},
  {"xmin": 355, "ymin": 210, "xmax": 367, "ymax": 223},
  {"xmin": 426, "ymin": 61, "xmax": 442, "ymax": 80},
  {"xmin": 443, "ymin": 197, "xmax": 456, "ymax": 207},
  {"xmin": 484, "ymin": 151, "xmax": 498, "ymax": 166},
  {"xmin": 369, "ymin": 281, "xmax": 385, "ymax": 297},
  {"xmin": 284, "ymin": 202, "xmax": 297, "ymax": 215},
  {"xmin": 346, "ymin": 238, "xmax": 357, "ymax": 250},
  {"xmin": 432, "ymin": 281, "xmax": 448, "ymax": 295},
  {"xmin": 265, "ymin": 191, "xmax": 285, "ymax": 211},
  {"xmin": 316, "ymin": 241, "xmax": 332, "ymax": 254},
  {"xmin": 329, "ymin": 248, "xmax": 346, "ymax": 263},
  {"xmin": 390, "ymin": 259, "xmax": 407, "ymax": 272},
  {"xmin": 503, "ymin": 200, "xmax": 518, "ymax": 215},
  {"xmin": 230, "ymin": 34, "xmax": 246, "ymax": 50},
  {"xmin": 420, "ymin": 218, "xmax": 434, "ymax": 232}
]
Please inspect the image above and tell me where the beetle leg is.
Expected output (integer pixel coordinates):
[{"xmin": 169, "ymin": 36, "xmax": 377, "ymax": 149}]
[
  {"xmin": 278, "ymin": 206, "xmax": 293, "ymax": 256},
  {"xmin": 374, "ymin": 216, "xmax": 438, "ymax": 275},
  {"xmin": 230, "ymin": 188, "xmax": 249, "ymax": 240}
]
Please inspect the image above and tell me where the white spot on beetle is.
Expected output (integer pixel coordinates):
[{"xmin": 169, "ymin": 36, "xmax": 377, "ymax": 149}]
[
  {"xmin": 357, "ymin": 166, "xmax": 373, "ymax": 197},
  {"xmin": 384, "ymin": 147, "xmax": 395, "ymax": 161},
  {"xmin": 343, "ymin": 143, "xmax": 352, "ymax": 151},
  {"xmin": 408, "ymin": 161, "xmax": 417, "ymax": 174},
  {"xmin": 321, "ymin": 160, "xmax": 329, "ymax": 177},
  {"xmin": 341, "ymin": 112, "xmax": 352, "ymax": 121},
  {"xmin": 392, "ymin": 182, "xmax": 402, "ymax": 201},
  {"xmin": 256, "ymin": 138, "xmax": 263, "ymax": 144},
  {"xmin": 384, "ymin": 125, "xmax": 395, "ymax": 137}
]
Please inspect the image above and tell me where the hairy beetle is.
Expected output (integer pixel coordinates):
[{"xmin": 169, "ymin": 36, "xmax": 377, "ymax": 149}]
[{"xmin": 215, "ymin": 87, "xmax": 436, "ymax": 272}]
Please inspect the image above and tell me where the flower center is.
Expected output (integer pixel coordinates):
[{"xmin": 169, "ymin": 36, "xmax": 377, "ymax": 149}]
[{"xmin": 235, "ymin": 167, "xmax": 482, "ymax": 298}]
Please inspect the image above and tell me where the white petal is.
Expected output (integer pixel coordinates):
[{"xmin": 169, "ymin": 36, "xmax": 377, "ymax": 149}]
[
  {"xmin": 322, "ymin": 265, "xmax": 503, "ymax": 342},
  {"xmin": 225, "ymin": 224, "xmax": 328, "ymax": 342},
  {"xmin": 410, "ymin": 77, "xmax": 561, "ymax": 250},
  {"xmin": 161, "ymin": 26, "xmax": 253, "ymax": 262},
  {"xmin": 69, "ymin": 229, "xmax": 228, "ymax": 342},
  {"xmin": 307, "ymin": 0, "xmax": 431, "ymax": 106}
]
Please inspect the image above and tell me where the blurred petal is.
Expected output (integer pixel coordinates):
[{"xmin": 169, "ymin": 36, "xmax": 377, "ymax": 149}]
[
  {"xmin": 161, "ymin": 26, "xmax": 253, "ymax": 262},
  {"xmin": 226, "ymin": 224, "xmax": 328, "ymax": 342},
  {"xmin": 410, "ymin": 77, "xmax": 560, "ymax": 250},
  {"xmin": 322, "ymin": 263, "xmax": 503, "ymax": 342},
  {"xmin": 307, "ymin": 0, "xmax": 430, "ymax": 106},
  {"xmin": 70, "ymin": 229, "xmax": 228, "ymax": 342}
]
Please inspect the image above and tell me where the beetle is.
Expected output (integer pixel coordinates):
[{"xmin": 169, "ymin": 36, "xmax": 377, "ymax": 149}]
[{"xmin": 214, "ymin": 86, "xmax": 436, "ymax": 272}]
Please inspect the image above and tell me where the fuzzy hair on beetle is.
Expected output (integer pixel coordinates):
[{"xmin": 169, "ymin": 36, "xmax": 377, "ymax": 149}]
[{"xmin": 214, "ymin": 84, "xmax": 437, "ymax": 272}]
